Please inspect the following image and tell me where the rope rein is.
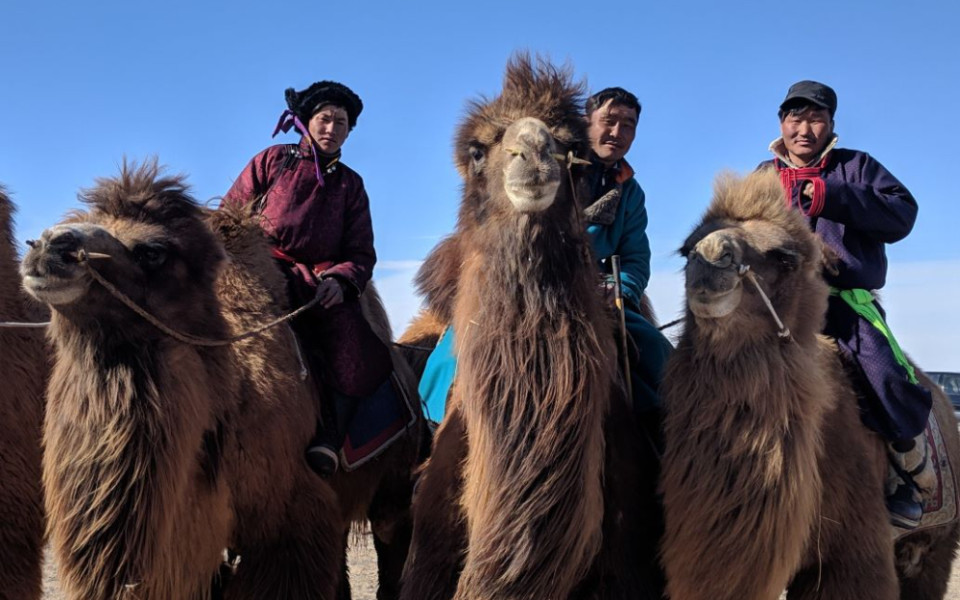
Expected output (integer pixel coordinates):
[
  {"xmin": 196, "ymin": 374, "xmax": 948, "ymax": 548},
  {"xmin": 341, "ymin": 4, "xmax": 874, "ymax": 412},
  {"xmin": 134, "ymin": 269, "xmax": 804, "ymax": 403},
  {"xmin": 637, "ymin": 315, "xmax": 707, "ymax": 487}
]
[
  {"xmin": 657, "ymin": 317, "xmax": 684, "ymax": 332},
  {"xmin": 652, "ymin": 265, "xmax": 792, "ymax": 341},
  {"xmin": 77, "ymin": 250, "xmax": 320, "ymax": 347},
  {"xmin": 740, "ymin": 265, "xmax": 792, "ymax": 340}
]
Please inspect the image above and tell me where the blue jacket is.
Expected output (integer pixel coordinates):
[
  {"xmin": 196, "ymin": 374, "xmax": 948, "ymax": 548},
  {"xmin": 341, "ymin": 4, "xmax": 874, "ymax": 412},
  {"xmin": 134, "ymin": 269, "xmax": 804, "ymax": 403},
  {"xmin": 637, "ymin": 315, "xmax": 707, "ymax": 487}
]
[
  {"xmin": 762, "ymin": 146, "xmax": 917, "ymax": 290},
  {"xmin": 584, "ymin": 159, "xmax": 651, "ymax": 304}
]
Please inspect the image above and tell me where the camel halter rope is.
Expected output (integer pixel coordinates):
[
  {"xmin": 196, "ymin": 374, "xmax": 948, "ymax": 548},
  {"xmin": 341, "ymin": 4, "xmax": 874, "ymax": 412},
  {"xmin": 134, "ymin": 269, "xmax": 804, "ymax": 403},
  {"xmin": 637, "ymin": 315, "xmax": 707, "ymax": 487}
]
[
  {"xmin": 739, "ymin": 264, "xmax": 792, "ymax": 341},
  {"xmin": 655, "ymin": 263, "xmax": 793, "ymax": 342},
  {"xmin": 68, "ymin": 249, "xmax": 323, "ymax": 347},
  {"xmin": 0, "ymin": 319, "xmax": 48, "ymax": 328}
]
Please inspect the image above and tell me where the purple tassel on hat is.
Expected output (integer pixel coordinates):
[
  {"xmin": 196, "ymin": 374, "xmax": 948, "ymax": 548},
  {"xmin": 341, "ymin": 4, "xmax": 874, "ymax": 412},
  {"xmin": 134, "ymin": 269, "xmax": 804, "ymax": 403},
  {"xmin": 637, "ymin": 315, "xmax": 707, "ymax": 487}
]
[{"xmin": 272, "ymin": 109, "xmax": 325, "ymax": 186}]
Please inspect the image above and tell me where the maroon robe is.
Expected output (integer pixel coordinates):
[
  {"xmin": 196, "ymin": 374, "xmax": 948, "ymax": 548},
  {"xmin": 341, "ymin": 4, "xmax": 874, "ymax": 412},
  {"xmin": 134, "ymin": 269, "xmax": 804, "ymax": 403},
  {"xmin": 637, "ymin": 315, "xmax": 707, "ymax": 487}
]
[{"xmin": 224, "ymin": 138, "xmax": 391, "ymax": 397}]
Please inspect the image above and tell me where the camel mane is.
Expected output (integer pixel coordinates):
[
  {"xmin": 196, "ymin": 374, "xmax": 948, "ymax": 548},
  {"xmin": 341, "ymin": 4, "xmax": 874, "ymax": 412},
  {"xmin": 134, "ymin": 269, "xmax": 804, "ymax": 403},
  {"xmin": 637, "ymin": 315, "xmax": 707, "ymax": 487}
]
[
  {"xmin": 690, "ymin": 169, "xmax": 820, "ymax": 261},
  {"xmin": 453, "ymin": 55, "xmax": 586, "ymax": 178},
  {"xmin": 0, "ymin": 185, "xmax": 13, "ymax": 246},
  {"xmin": 80, "ymin": 159, "xmax": 199, "ymax": 222}
]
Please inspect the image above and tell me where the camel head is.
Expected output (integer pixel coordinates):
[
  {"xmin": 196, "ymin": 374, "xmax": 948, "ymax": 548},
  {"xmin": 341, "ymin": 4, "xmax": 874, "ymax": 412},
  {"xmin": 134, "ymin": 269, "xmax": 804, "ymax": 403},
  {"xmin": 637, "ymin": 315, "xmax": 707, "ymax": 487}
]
[
  {"xmin": 21, "ymin": 161, "xmax": 225, "ymax": 338},
  {"xmin": 453, "ymin": 54, "xmax": 590, "ymax": 229},
  {"xmin": 679, "ymin": 169, "xmax": 828, "ymax": 345}
]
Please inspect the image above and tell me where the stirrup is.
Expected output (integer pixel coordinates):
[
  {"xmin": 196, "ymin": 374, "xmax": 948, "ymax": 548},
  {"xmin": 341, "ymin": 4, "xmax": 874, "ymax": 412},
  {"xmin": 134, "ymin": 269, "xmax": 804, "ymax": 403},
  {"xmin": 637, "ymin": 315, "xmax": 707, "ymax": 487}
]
[{"xmin": 306, "ymin": 444, "xmax": 339, "ymax": 479}]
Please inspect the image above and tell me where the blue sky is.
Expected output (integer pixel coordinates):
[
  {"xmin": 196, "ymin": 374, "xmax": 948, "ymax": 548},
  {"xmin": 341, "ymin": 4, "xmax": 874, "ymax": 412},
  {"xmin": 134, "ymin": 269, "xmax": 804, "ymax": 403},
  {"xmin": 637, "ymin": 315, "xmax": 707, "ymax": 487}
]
[{"xmin": 2, "ymin": 0, "xmax": 958, "ymax": 368}]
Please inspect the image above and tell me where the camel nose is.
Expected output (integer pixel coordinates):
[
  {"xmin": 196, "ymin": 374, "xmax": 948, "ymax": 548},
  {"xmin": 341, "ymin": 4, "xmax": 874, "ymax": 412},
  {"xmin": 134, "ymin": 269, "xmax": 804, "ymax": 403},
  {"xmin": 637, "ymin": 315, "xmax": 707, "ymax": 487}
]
[
  {"xmin": 509, "ymin": 117, "xmax": 555, "ymax": 161},
  {"xmin": 691, "ymin": 232, "xmax": 741, "ymax": 269},
  {"xmin": 34, "ymin": 226, "xmax": 90, "ymax": 264}
]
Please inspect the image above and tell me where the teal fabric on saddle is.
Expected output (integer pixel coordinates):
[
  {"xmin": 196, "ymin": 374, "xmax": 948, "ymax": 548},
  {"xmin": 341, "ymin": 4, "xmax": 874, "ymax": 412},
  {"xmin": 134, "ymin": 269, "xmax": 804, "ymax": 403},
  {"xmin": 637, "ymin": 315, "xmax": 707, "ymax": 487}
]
[
  {"xmin": 416, "ymin": 310, "xmax": 669, "ymax": 423},
  {"xmin": 418, "ymin": 328, "xmax": 456, "ymax": 422}
]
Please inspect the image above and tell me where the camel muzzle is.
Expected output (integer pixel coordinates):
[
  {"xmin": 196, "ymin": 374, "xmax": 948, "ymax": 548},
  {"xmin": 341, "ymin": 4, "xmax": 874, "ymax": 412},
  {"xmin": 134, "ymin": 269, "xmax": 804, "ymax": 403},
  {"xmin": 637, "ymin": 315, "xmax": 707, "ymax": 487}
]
[
  {"xmin": 684, "ymin": 232, "xmax": 748, "ymax": 319},
  {"xmin": 686, "ymin": 235, "xmax": 792, "ymax": 339},
  {"xmin": 20, "ymin": 225, "xmax": 116, "ymax": 306},
  {"xmin": 502, "ymin": 117, "xmax": 563, "ymax": 212}
]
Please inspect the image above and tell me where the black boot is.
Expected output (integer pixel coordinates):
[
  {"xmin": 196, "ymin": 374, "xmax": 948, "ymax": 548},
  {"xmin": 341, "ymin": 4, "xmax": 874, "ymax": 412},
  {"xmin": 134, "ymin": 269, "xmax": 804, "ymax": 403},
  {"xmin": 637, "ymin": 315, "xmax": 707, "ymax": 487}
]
[
  {"xmin": 305, "ymin": 440, "xmax": 339, "ymax": 479},
  {"xmin": 887, "ymin": 476, "xmax": 923, "ymax": 529},
  {"xmin": 886, "ymin": 437, "xmax": 927, "ymax": 530},
  {"xmin": 305, "ymin": 396, "xmax": 343, "ymax": 478}
]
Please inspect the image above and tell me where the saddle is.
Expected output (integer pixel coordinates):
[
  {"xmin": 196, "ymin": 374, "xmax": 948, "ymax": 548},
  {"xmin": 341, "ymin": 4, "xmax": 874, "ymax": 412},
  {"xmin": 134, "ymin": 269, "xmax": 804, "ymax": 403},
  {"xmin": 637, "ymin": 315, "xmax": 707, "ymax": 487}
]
[{"xmin": 893, "ymin": 409, "xmax": 958, "ymax": 539}]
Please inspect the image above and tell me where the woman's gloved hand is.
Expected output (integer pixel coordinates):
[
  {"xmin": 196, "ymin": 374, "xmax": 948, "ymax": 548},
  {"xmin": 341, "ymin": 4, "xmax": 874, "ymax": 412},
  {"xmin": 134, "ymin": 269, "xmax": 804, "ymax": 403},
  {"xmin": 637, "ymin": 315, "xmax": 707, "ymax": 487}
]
[{"xmin": 315, "ymin": 276, "xmax": 345, "ymax": 309}]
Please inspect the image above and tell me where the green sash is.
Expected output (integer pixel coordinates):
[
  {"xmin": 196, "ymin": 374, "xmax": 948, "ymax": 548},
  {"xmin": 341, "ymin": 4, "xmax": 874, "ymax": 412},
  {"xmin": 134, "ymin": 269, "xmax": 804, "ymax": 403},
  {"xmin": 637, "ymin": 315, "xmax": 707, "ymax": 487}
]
[{"xmin": 830, "ymin": 287, "xmax": 918, "ymax": 384}]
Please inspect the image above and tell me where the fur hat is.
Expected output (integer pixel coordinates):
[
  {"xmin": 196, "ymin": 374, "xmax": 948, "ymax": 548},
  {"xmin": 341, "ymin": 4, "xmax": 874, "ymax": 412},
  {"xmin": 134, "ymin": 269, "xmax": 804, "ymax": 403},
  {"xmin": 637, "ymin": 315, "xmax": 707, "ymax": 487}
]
[{"xmin": 284, "ymin": 81, "xmax": 363, "ymax": 129}]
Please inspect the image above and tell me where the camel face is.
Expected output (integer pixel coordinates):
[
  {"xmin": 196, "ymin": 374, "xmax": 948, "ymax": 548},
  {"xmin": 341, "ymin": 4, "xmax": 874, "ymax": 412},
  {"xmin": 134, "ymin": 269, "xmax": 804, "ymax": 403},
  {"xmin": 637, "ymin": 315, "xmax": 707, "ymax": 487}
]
[
  {"xmin": 500, "ymin": 117, "xmax": 563, "ymax": 212},
  {"xmin": 21, "ymin": 163, "xmax": 224, "ymax": 335},
  {"xmin": 451, "ymin": 59, "xmax": 589, "ymax": 232},
  {"xmin": 679, "ymin": 171, "xmax": 825, "ymax": 340},
  {"xmin": 685, "ymin": 229, "xmax": 745, "ymax": 319},
  {"xmin": 21, "ymin": 223, "xmax": 141, "ymax": 307}
]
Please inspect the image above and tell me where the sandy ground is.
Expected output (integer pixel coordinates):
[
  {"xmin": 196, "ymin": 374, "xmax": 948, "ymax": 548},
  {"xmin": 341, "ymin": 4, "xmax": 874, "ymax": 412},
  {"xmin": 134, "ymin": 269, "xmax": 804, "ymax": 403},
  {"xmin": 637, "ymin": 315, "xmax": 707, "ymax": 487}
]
[
  {"xmin": 41, "ymin": 536, "xmax": 381, "ymax": 599},
  {"xmin": 41, "ymin": 536, "xmax": 960, "ymax": 599}
]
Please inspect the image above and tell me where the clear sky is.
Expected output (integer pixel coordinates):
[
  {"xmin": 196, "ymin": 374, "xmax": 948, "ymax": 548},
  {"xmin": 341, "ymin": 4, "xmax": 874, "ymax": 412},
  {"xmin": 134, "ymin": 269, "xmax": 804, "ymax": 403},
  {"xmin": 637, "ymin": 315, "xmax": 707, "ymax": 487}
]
[{"xmin": 2, "ymin": 0, "xmax": 958, "ymax": 368}]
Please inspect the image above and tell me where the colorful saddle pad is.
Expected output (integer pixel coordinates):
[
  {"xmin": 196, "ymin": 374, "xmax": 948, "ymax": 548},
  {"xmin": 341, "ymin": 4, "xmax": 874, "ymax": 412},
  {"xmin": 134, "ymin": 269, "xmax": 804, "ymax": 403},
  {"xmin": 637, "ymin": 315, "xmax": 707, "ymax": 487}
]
[
  {"xmin": 893, "ymin": 408, "xmax": 958, "ymax": 539},
  {"xmin": 340, "ymin": 371, "xmax": 418, "ymax": 471}
]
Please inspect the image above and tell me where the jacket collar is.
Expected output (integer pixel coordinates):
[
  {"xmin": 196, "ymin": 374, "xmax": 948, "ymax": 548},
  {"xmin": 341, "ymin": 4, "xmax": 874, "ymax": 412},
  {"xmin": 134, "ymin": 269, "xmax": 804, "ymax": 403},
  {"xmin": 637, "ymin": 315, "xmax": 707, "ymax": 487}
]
[
  {"xmin": 298, "ymin": 137, "xmax": 342, "ymax": 171},
  {"xmin": 768, "ymin": 134, "xmax": 838, "ymax": 168},
  {"xmin": 592, "ymin": 156, "xmax": 635, "ymax": 186}
]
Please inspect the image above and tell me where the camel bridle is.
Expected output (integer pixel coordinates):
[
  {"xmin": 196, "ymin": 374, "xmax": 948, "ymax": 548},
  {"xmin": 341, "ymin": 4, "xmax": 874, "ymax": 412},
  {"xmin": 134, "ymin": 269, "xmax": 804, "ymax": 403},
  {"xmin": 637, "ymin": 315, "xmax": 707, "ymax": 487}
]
[
  {"xmin": 2, "ymin": 248, "xmax": 321, "ymax": 348},
  {"xmin": 687, "ymin": 249, "xmax": 793, "ymax": 342}
]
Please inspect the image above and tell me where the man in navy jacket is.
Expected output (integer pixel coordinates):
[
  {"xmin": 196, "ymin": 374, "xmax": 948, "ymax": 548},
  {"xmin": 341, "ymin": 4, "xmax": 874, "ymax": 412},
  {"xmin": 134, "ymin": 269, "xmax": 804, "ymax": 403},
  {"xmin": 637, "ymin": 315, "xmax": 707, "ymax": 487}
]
[{"xmin": 761, "ymin": 80, "xmax": 933, "ymax": 529}]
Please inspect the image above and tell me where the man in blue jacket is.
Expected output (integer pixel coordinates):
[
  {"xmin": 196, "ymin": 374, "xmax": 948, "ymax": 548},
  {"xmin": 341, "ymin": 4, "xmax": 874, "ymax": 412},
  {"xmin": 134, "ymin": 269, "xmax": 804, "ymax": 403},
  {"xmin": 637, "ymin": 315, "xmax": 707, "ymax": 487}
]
[
  {"xmin": 583, "ymin": 87, "xmax": 672, "ymax": 413},
  {"xmin": 761, "ymin": 80, "xmax": 933, "ymax": 529},
  {"xmin": 418, "ymin": 87, "xmax": 672, "ymax": 422}
]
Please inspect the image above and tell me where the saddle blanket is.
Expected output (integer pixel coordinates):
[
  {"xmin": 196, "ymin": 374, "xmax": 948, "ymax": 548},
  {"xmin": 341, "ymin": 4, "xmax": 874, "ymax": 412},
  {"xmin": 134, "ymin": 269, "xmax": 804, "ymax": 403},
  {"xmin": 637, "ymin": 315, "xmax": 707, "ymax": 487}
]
[
  {"xmin": 893, "ymin": 408, "xmax": 958, "ymax": 540},
  {"xmin": 340, "ymin": 371, "xmax": 418, "ymax": 471}
]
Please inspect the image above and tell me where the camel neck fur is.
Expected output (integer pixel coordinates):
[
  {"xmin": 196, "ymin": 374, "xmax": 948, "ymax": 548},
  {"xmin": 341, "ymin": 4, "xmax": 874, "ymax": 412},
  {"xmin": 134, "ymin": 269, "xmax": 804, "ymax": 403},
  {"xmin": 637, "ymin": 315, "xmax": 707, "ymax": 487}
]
[
  {"xmin": 452, "ymin": 210, "xmax": 616, "ymax": 598},
  {"xmin": 44, "ymin": 317, "xmax": 233, "ymax": 599},
  {"xmin": 661, "ymin": 326, "xmax": 836, "ymax": 600}
]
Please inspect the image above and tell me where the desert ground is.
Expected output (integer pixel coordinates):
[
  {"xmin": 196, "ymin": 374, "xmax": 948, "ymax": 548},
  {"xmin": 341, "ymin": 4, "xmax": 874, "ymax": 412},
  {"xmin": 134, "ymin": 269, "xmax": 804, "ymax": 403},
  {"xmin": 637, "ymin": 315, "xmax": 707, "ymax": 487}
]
[{"xmin": 40, "ymin": 534, "xmax": 960, "ymax": 599}]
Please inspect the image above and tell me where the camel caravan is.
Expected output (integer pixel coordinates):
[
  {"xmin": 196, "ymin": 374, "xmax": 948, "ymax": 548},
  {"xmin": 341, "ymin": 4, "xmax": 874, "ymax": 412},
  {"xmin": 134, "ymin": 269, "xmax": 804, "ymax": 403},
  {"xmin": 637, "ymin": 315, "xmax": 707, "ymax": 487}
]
[{"xmin": 1, "ymin": 54, "xmax": 958, "ymax": 600}]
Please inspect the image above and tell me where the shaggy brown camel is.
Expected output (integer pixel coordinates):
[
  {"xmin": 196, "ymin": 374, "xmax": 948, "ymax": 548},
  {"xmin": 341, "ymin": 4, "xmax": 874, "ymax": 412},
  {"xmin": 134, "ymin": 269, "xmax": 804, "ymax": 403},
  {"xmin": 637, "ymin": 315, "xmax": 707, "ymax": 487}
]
[
  {"xmin": 0, "ymin": 186, "xmax": 46, "ymax": 600},
  {"xmin": 659, "ymin": 169, "xmax": 960, "ymax": 600},
  {"xmin": 20, "ymin": 163, "xmax": 424, "ymax": 599},
  {"xmin": 399, "ymin": 55, "xmax": 665, "ymax": 600}
]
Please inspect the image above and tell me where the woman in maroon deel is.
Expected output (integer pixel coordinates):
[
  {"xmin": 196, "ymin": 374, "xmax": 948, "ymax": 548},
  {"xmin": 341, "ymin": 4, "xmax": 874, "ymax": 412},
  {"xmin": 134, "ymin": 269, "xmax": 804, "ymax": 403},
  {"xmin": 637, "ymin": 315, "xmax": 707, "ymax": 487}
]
[{"xmin": 223, "ymin": 81, "xmax": 392, "ymax": 478}]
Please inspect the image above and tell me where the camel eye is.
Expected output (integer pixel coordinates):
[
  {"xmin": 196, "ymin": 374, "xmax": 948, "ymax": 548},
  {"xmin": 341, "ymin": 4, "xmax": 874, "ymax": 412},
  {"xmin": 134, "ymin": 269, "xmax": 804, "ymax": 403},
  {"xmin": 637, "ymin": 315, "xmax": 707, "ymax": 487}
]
[
  {"xmin": 469, "ymin": 145, "xmax": 485, "ymax": 164},
  {"xmin": 767, "ymin": 247, "xmax": 801, "ymax": 271},
  {"xmin": 133, "ymin": 243, "xmax": 168, "ymax": 271}
]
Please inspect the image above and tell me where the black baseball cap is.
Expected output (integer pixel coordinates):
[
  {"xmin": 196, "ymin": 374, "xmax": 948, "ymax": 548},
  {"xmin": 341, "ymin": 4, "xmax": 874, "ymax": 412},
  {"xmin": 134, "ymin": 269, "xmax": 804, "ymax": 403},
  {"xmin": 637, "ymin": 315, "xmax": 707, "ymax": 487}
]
[{"xmin": 779, "ymin": 80, "xmax": 837, "ymax": 117}]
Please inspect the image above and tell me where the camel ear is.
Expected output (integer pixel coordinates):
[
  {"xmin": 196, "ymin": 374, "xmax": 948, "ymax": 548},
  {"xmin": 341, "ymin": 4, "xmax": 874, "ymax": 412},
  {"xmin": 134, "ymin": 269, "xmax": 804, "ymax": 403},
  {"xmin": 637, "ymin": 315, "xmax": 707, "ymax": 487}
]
[{"xmin": 767, "ymin": 245, "xmax": 803, "ymax": 271}]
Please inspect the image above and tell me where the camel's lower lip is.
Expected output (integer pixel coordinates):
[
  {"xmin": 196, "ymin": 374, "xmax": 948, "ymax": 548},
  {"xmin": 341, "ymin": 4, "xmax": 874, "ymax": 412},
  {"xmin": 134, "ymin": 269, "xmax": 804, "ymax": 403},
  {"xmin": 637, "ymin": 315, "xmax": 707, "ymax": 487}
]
[
  {"xmin": 505, "ymin": 181, "xmax": 560, "ymax": 212},
  {"xmin": 506, "ymin": 185, "xmax": 548, "ymax": 199},
  {"xmin": 687, "ymin": 286, "xmax": 741, "ymax": 319},
  {"xmin": 22, "ymin": 274, "xmax": 88, "ymax": 305}
]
